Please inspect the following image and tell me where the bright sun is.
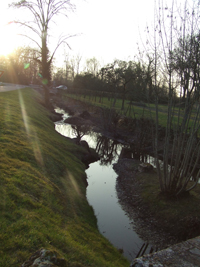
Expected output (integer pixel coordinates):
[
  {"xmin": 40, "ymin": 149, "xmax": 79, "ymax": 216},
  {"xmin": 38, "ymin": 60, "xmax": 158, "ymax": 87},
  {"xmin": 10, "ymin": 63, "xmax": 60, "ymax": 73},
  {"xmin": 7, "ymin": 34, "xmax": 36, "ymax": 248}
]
[
  {"xmin": 0, "ymin": 0, "xmax": 23, "ymax": 58},
  {"xmin": 0, "ymin": 22, "xmax": 19, "ymax": 56}
]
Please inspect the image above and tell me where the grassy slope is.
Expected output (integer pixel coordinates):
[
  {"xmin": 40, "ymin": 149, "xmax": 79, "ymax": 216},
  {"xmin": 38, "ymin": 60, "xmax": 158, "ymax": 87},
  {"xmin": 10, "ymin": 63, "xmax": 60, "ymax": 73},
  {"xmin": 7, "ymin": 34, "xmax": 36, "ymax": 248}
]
[
  {"xmin": 67, "ymin": 94, "xmax": 197, "ymax": 129},
  {"xmin": 0, "ymin": 88, "xmax": 129, "ymax": 267},
  {"xmin": 67, "ymin": 94, "xmax": 163, "ymax": 120}
]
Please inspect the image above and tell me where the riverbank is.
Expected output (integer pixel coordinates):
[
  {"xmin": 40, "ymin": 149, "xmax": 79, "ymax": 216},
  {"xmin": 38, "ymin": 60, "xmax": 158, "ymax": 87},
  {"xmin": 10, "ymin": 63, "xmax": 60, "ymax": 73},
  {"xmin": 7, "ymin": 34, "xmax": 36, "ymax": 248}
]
[
  {"xmin": 113, "ymin": 159, "xmax": 179, "ymax": 251},
  {"xmin": 114, "ymin": 159, "xmax": 200, "ymax": 252},
  {"xmin": 53, "ymin": 94, "xmax": 200, "ymax": 254},
  {"xmin": 0, "ymin": 88, "xmax": 129, "ymax": 267}
]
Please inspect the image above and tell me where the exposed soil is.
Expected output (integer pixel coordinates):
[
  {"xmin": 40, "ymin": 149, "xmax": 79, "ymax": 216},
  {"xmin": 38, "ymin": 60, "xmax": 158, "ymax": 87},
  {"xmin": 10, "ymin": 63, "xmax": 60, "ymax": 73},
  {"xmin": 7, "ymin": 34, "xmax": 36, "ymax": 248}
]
[{"xmin": 113, "ymin": 159, "xmax": 179, "ymax": 251}]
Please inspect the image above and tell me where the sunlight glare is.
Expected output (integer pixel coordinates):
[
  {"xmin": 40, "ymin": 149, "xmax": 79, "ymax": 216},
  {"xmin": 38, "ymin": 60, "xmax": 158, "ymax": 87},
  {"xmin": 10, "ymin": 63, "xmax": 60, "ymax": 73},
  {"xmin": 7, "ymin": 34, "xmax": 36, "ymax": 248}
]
[
  {"xmin": 18, "ymin": 90, "xmax": 44, "ymax": 166},
  {"xmin": 68, "ymin": 171, "xmax": 81, "ymax": 196},
  {"xmin": 0, "ymin": 22, "xmax": 19, "ymax": 56},
  {"xmin": 18, "ymin": 90, "xmax": 30, "ymax": 136}
]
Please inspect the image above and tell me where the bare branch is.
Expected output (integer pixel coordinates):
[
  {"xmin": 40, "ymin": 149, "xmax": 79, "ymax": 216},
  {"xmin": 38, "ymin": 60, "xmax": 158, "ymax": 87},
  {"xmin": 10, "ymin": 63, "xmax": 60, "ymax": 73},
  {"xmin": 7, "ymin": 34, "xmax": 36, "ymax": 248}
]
[
  {"xmin": 14, "ymin": 20, "xmax": 41, "ymax": 38},
  {"xmin": 49, "ymin": 33, "xmax": 77, "ymax": 63},
  {"xmin": 17, "ymin": 33, "xmax": 42, "ymax": 49}
]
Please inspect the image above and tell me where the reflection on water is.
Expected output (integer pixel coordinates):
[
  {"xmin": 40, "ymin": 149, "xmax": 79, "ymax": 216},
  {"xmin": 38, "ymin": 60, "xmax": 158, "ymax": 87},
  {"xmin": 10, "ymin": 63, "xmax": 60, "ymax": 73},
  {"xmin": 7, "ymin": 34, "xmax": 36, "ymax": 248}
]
[
  {"xmin": 86, "ymin": 161, "xmax": 144, "ymax": 260},
  {"xmin": 55, "ymin": 121, "xmax": 122, "ymax": 165},
  {"xmin": 55, "ymin": 116, "xmax": 146, "ymax": 261},
  {"xmin": 96, "ymin": 135, "xmax": 122, "ymax": 166}
]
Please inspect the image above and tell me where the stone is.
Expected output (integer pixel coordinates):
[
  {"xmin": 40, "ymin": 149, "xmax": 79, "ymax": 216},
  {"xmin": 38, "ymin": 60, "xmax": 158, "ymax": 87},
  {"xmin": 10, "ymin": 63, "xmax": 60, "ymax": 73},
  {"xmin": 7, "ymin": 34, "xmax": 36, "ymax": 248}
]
[{"xmin": 21, "ymin": 249, "xmax": 67, "ymax": 267}]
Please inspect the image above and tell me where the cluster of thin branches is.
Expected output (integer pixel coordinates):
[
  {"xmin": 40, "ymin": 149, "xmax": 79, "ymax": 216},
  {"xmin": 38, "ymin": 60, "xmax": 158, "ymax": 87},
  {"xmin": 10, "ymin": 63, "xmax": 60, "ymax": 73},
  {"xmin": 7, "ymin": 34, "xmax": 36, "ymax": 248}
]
[{"xmin": 143, "ymin": 0, "xmax": 200, "ymax": 196}]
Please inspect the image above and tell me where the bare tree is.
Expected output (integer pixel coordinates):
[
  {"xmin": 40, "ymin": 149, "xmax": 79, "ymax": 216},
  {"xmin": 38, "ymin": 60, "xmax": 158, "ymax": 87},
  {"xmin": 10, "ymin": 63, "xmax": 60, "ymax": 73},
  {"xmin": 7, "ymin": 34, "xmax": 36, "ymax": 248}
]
[
  {"xmin": 10, "ymin": 0, "xmax": 76, "ymax": 107},
  {"xmin": 171, "ymin": 34, "xmax": 200, "ymax": 102},
  {"xmin": 145, "ymin": 0, "xmax": 200, "ymax": 197},
  {"xmin": 65, "ymin": 54, "xmax": 82, "ymax": 81},
  {"xmin": 85, "ymin": 57, "xmax": 100, "ymax": 77}
]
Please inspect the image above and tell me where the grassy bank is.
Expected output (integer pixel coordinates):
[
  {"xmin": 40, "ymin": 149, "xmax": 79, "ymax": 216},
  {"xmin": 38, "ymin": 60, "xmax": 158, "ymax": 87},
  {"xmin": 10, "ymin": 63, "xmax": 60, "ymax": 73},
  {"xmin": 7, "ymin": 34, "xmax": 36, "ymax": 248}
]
[
  {"xmin": 66, "ymin": 94, "xmax": 167, "ymax": 124},
  {"xmin": 0, "ymin": 88, "xmax": 129, "ymax": 266},
  {"xmin": 66, "ymin": 93, "xmax": 199, "ymax": 130}
]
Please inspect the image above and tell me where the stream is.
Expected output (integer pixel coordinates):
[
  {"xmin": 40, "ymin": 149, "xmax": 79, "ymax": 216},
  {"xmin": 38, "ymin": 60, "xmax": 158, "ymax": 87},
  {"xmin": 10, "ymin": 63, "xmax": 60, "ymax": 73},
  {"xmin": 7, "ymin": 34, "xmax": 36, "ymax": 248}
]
[{"xmin": 54, "ymin": 109, "xmax": 153, "ymax": 261}]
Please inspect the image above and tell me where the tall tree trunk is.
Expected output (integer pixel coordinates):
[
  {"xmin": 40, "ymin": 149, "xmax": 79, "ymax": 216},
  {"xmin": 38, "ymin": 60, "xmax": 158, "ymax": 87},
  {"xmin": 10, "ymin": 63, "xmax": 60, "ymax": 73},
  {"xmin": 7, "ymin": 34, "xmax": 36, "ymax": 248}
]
[{"xmin": 42, "ymin": 30, "xmax": 50, "ymax": 108}]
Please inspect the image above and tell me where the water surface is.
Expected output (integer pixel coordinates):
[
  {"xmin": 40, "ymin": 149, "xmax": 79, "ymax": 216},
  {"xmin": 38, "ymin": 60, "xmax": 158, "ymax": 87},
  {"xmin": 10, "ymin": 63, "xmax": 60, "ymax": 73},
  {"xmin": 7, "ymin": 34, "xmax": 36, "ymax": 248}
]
[{"xmin": 55, "ymin": 110, "xmax": 146, "ymax": 261}]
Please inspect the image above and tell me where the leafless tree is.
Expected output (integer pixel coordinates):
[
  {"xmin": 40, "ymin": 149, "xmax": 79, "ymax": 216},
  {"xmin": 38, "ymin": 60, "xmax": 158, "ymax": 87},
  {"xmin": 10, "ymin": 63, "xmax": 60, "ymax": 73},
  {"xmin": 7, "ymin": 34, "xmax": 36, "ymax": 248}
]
[
  {"xmin": 65, "ymin": 54, "xmax": 82, "ymax": 81},
  {"xmin": 10, "ymin": 0, "xmax": 76, "ymax": 107},
  {"xmin": 85, "ymin": 57, "xmax": 100, "ymax": 77},
  {"xmin": 145, "ymin": 0, "xmax": 200, "ymax": 196}
]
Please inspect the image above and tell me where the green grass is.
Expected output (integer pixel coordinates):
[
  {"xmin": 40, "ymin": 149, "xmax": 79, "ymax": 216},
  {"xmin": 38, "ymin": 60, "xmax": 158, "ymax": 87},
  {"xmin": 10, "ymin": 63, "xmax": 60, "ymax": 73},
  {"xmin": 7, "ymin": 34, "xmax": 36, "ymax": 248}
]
[
  {"xmin": 0, "ymin": 88, "xmax": 129, "ymax": 266},
  {"xmin": 66, "ymin": 93, "xmax": 198, "ymax": 129},
  {"xmin": 65, "ymin": 93, "xmax": 168, "ymax": 126}
]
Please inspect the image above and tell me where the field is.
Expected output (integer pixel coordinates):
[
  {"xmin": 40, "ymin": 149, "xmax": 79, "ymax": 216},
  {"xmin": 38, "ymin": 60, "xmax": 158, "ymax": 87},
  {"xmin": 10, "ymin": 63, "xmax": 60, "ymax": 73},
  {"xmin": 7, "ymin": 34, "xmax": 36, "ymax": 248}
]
[{"xmin": 67, "ymin": 93, "xmax": 199, "ymax": 130}]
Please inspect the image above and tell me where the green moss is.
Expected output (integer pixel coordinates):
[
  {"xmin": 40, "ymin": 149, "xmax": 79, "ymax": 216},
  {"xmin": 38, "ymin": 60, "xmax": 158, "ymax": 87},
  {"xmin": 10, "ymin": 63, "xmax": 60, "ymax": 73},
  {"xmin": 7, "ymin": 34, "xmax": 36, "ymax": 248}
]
[{"xmin": 0, "ymin": 88, "xmax": 129, "ymax": 267}]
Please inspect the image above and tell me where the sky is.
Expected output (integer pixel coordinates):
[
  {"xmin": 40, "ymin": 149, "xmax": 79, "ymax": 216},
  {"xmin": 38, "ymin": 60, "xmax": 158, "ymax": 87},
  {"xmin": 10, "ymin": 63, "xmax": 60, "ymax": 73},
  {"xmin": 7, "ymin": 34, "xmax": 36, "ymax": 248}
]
[
  {"xmin": 0, "ymin": 0, "xmax": 191, "ymax": 69},
  {"xmin": 57, "ymin": 0, "xmax": 155, "ymax": 65},
  {"xmin": 0, "ymin": 0, "xmax": 156, "ymax": 68}
]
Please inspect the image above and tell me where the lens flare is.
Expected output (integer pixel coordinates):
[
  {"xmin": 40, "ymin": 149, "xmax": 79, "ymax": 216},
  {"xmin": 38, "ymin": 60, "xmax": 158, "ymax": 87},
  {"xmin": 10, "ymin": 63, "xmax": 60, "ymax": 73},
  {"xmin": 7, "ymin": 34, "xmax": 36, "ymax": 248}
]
[
  {"xmin": 18, "ymin": 90, "xmax": 30, "ymax": 135},
  {"xmin": 42, "ymin": 79, "xmax": 48, "ymax": 85},
  {"xmin": 18, "ymin": 90, "xmax": 44, "ymax": 166},
  {"xmin": 68, "ymin": 171, "xmax": 81, "ymax": 195},
  {"xmin": 31, "ymin": 132, "xmax": 44, "ymax": 166},
  {"xmin": 24, "ymin": 63, "xmax": 30, "ymax": 69}
]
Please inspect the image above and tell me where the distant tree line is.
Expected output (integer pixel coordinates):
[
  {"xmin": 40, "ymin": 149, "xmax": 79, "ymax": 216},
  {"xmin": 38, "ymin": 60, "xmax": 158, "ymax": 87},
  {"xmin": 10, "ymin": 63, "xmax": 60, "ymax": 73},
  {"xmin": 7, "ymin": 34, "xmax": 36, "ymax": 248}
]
[
  {"xmin": 0, "ymin": 47, "xmax": 41, "ymax": 85},
  {"xmin": 54, "ymin": 57, "xmax": 175, "ymax": 106}
]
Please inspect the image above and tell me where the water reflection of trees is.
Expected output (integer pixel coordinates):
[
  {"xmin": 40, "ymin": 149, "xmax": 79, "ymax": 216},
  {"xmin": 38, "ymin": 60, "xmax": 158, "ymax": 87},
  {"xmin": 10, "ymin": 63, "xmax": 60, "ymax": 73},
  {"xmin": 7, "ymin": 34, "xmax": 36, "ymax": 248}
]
[
  {"xmin": 95, "ymin": 135, "xmax": 121, "ymax": 166},
  {"xmin": 71, "ymin": 124, "xmax": 91, "ymax": 141}
]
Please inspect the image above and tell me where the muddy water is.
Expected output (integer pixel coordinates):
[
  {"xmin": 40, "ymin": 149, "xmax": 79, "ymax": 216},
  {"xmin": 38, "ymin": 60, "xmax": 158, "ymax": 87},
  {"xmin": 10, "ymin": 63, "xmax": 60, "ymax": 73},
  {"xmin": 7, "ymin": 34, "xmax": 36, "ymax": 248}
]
[{"xmin": 55, "ymin": 110, "xmax": 149, "ymax": 261}]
